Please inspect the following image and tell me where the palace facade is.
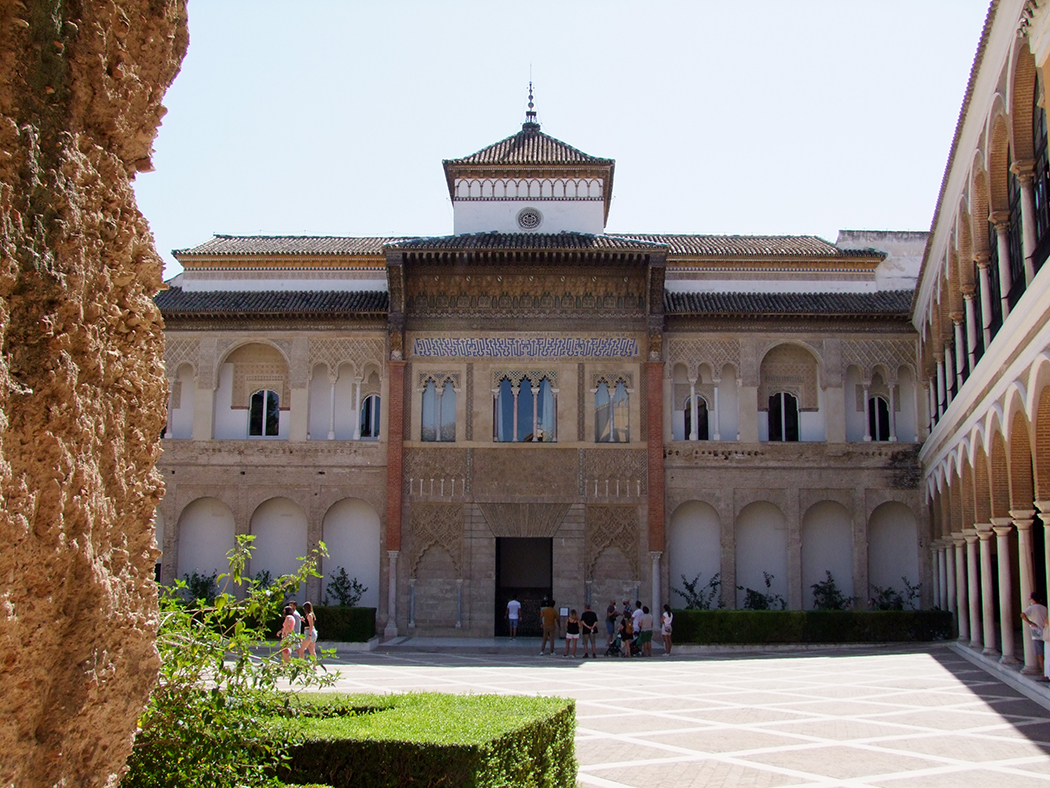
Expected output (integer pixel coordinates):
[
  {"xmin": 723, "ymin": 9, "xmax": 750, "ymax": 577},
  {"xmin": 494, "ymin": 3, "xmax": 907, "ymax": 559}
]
[{"xmin": 155, "ymin": 81, "xmax": 956, "ymax": 637}]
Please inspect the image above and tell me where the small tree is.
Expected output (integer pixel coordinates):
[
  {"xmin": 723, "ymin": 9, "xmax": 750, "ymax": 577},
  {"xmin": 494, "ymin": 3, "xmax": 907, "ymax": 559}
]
[
  {"xmin": 123, "ymin": 536, "xmax": 335, "ymax": 788},
  {"xmin": 180, "ymin": 570, "xmax": 218, "ymax": 606},
  {"xmin": 324, "ymin": 566, "xmax": 367, "ymax": 607},
  {"xmin": 870, "ymin": 576, "xmax": 921, "ymax": 611},
  {"xmin": 738, "ymin": 572, "xmax": 787, "ymax": 610},
  {"xmin": 811, "ymin": 570, "xmax": 853, "ymax": 610},
  {"xmin": 672, "ymin": 572, "xmax": 725, "ymax": 610}
]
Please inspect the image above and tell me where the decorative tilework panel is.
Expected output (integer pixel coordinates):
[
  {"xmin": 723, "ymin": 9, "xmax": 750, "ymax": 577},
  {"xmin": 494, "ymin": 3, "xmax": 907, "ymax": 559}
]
[{"xmin": 412, "ymin": 337, "xmax": 638, "ymax": 358}]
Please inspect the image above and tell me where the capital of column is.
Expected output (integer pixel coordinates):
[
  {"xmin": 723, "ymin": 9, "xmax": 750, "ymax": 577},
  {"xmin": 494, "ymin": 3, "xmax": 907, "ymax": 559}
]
[
  {"xmin": 1009, "ymin": 508, "xmax": 1037, "ymax": 530},
  {"xmin": 1010, "ymin": 158, "xmax": 1036, "ymax": 179},
  {"xmin": 990, "ymin": 516, "xmax": 1014, "ymax": 530},
  {"xmin": 962, "ymin": 286, "xmax": 977, "ymax": 299},
  {"xmin": 649, "ymin": 551, "xmax": 663, "ymax": 560},
  {"xmin": 975, "ymin": 523, "xmax": 995, "ymax": 540},
  {"xmin": 950, "ymin": 312, "xmax": 965, "ymax": 325},
  {"xmin": 963, "ymin": 527, "xmax": 979, "ymax": 544},
  {"xmin": 408, "ymin": 577, "xmax": 416, "ymax": 587},
  {"xmin": 989, "ymin": 210, "xmax": 1010, "ymax": 229},
  {"xmin": 974, "ymin": 251, "xmax": 991, "ymax": 268},
  {"xmin": 1034, "ymin": 500, "xmax": 1050, "ymax": 516},
  {"xmin": 388, "ymin": 550, "xmax": 400, "ymax": 559},
  {"xmin": 951, "ymin": 534, "xmax": 967, "ymax": 548}
]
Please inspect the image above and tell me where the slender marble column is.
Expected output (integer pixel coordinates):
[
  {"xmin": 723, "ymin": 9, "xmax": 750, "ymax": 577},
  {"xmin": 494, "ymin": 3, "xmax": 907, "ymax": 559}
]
[
  {"xmin": 944, "ymin": 344, "xmax": 955, "ymax": 403},
  {"xmin": 964, "ymin": 293, "xmax": 978, "ymax": 374},
  {"xmin": 954, "ymin": 536, "xmax": 969, "ymax": 643},
  {"xmin": 650, "ymin": 552, "xmax": 662, "ymax": 619},
  {"xmin": 976, "ymin": 525, "xmax": 999, "ymax": 656},
  {"xmin": 953, "ymin": 319, "xmax": 966, "ymax": 390},
  {"xmin": 992, "ymin": 519, "xmax": 1018, "ymax": 665},
  {"xmin": 163, "ymin": 378, "xmax": 174, "ymax": 439},
  {"xmin": 688, "ymin": 378, "xmax": 698, "ymax": 441},
  {"xmin": 327, "ymin": 373, "xmax": 337, "ymax": 440},
  {"xmin": 965, "ymin": 531, "xmax": 981, "ymax": 649},
  {"xmin": 408, "ymin": 577, "xmax": 416, "ymax": 629},
  {"xmin": 977, "ymin": 259, "xmax": 993, "ymax": 348},
  {"xmin": 945, "ymin": 546, "xmax": 957, "ymax": 616},
  {"xmin": 712, "ymin": 382, "xmax": 721, "ymax": 441},
  {"xmin": 936, "ymin": 545, "xmax": 947, "ymax": 609},
  {"xmin": 888, "ymin": 383, "xmax": 897, "ymax": 442},
  {"xmin": 1015, "ymin": 164, "xmax": 1038, "ymax": 285},
  {"xmin": 992, "ymin": 217, "xmax": 1013, "ymax": 319},
  {"xmin": 935, "ymin": 357, "xmax": 946, "ymax": 418},
  {"xmin": 862, "ymin": 383, "xmax": 872, "ymax": 441},
  {"xmin": 1012, "ymin": 509, "xmax": 1038, "ymax": 674},
  {"xmin": 455, "ymin": 579, "xmax": 463, "ymax": 629}
]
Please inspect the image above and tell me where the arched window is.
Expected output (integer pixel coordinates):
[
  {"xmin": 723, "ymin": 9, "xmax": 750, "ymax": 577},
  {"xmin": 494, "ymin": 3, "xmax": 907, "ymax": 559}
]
[
  {"xmin": 1008, "ymin": 150, "xmax": 1026, "ymax": 308},
  {"xmin": 595, "ymin": 380, "xmax": 629, "ymax": 443},
  {"xmin": 1033, "ymin": 75, "xmax": 1050, "ymax": 272},
  {"xmin": 359, "ymin": 394, "xmax": 380, "ymax": 439},
  {"xmin": 421, "ymin": 379, "xmax": 456, "ymax": 442},
  {"xmin": 986, "ymin": 219, "xmax": 1004, "ymax": 339},
  {"xmin": 495, "ymin": 376, "xmax": 554, "ymax": 442},
  {"xmin": 683, "ymin": 396, "xmax": 709, "ymax": 441},
  {"xmin": 768, "ymin": 392, "xmax": 799, "ymax": 442},
  {"xmin": 868, "ymin": 396, "xmax": 891, "ymax": 441},
  {"xmin": 249, "ymin": 389, "xmax": 280, "ymax": 437}
]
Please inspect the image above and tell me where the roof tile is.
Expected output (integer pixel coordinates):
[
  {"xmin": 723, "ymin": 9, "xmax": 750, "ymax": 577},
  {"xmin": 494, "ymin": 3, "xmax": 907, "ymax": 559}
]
[
  {"xmin": 665, "ymin": 290, "xmax": 913, "ymax": 316},
  {"xmin": 174, "ymin": 235, "xmax": 407, "ymax": 257},
  {"xmin": 155, "ymin": 287, "xmax": 389, "ymax": 316},
  {"xmin": 444, "ymin": 128, "xmax": 613, "ymax": 167}
]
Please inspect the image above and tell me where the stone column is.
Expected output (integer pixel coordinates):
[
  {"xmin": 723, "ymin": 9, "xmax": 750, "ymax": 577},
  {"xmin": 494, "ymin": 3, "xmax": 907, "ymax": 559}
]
[
  {"xmin": 935, "ymin": 545, "xmax": 946, "ymax": 609},
  {"xmin": 976, "ymin": 257, "xmax": 994, "ymax": 348},
  {"xmin": 385, "ymin": 550, "xmax": 399, "ymax": 639},
  {"xmin": 944, "ymin": 343, "xmax": 955, "ymax": 402},
  {"xmin": 650, "ymin": 552, "xmax": 662, "ymax": 617},
  {"xmin": 963, "ymin": 292, "xmax": 978, "ymax": 374},
  {"xmin": 935, "ymin": 355, "xmax": 946, "ymax": 418},
  {"xmin": 954, "ymin": 536, "xmax": 969, "ymax": 643},
  {"xmin": 163, "ymin": 378, "xmax": 174, "ymax": 439},
  {"xmin": 455, "ymin": 579, "xmax": 463, "ymax": 629},
  {"xmin": 407, "ymin": 576, "xmax": 415, "ymax": 629},
  {"xmin": 953, "ymin": 318, "xmax": 966, "ymax": 389},
  {"xmin": 888, "ymin": 382, "xmax": 897, "ymax": 442},
  {"xmin": 945, "ymin": 545, "xmax": 957, "ymax": 616},
  {"xmin": 327, "ymin": 373, "xmax": 337, "ymax": 440},
  {"xmin": 976, "ymin": 524, "xmax": 998, "ymax": 656},
  {"xmin": 862, "ymin": 382, "xmax": 872, "ymax": 441},
  {"xmin": 991, "ymin": 215, "xmax": 1013, "ymax": 320},
  {"xmin": 711, "ymin": 380, "xmax": 721, "ymax": 441},
  {"xmin": 965, "ymin": 530, "xmax": 981, "ymax": 649},
  {"xmin": 1012, "ymin": 509, "xmax": 1038, "ymax": 674},
  {"xmin": 991, "ymin": 519, "xmax": 1018, "ymax": 664},
  {"xmin": 688, "ymin": 377, "xmax": 698, "ymax": 440},
  {"xmin": 383, "ymin": 360, "xmax": 407, "ymax": 639},
  {"xmin": 353, "ymin": 378, "xmax": 362, "ymax": 440},
  {"xmin": 1038, "ymin": 501, "xmax": 1050, "ymax": 605},
  {"xmin": 1014, "ymin": 162, "xmax": 1038, "ymax": 285}
]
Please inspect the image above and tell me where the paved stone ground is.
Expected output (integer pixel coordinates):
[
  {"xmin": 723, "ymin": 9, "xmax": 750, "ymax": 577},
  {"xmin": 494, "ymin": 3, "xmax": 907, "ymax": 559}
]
[{"xmin": 316, "ymin": 642, "xmax": 1050, "ymax": 787}]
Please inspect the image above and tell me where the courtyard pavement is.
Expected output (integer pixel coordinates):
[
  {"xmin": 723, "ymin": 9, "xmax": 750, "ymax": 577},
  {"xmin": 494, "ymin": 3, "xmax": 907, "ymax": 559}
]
[{"xmin": 315, "ymin": 641, "xmax": 1050, "ymax": 787}]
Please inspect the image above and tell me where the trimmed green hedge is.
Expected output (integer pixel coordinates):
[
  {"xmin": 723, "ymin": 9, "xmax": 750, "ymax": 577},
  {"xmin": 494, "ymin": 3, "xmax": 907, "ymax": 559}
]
[
  {"xmin": 671, "ymin": 609, "xmax": 953, "ymax": 644},
  {"xmin": 275, "ymin": 693, "xmax": 576, "ymax": 788},
  {"xmin": 313, "ymin": 606, "xmax": 376, "ymax": 642}
]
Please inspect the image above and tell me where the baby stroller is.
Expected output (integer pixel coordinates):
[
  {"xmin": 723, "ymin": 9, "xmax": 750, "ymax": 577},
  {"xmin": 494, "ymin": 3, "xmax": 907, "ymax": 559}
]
[{"xmin": 604, "ymin": 633, "xmax": 624, "ymax": 657}]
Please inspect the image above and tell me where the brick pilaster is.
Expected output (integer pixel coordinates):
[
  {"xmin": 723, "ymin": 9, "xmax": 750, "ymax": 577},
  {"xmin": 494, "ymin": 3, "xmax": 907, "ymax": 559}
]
[
  {"xmin": 386, "ymin": 360, "xmax": 406, "ymax": 552},
  {"xmin": 646, "ymin": 361, "xmax": 665, "ymax": 552}
]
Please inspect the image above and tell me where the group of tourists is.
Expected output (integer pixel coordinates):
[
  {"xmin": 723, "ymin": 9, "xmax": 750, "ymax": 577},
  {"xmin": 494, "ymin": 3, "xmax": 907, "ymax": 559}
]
[
  {"xmin": 508, "ymin": 596, "xmax": 673, "ymax": 657},
  {"xmin": 276, "ymin": 599, "xmax": 319, "ymax": 663}
]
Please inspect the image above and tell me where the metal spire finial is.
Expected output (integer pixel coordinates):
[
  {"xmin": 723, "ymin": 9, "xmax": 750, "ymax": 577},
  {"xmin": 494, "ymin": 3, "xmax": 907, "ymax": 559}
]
[{"xmin": 523, "ymin": 80, "xmax": 540, "ymax": 133}]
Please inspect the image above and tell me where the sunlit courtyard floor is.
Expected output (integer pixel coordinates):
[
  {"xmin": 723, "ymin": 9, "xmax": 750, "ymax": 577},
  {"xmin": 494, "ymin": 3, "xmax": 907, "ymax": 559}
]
[{"xmin": 311, "ymin": 642, "xmax": 1050, "ymax": 787}]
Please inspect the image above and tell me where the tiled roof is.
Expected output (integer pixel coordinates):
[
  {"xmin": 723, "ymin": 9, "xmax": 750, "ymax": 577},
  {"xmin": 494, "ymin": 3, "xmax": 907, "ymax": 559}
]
[
  {"xmin": 155, "ymin": 287, "xmax": 389, "ymax": 316},
  {"xmin": 174, "ymin": 235, "xmax": 407, "ymax": 257},
  {"xmin": 620, "ymin": 234, "xmax": 883, "ymax": 258},
  {"xmin": 390, "ymin": 232, "xmax": 665, "ymax": 252},
  {"xmin": 444, "ymin": 127, "xmax": 613, "ymax": 167},
  {"xmin": 665, "ymin": 290, "xmax": 914, "ymax": 316}
]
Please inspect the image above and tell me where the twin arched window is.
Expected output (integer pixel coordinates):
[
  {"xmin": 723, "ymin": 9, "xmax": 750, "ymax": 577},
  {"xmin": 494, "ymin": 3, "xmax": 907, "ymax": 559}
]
[
  {"xmin": 495, "ymin": 376, "xmax": 554, "ymax": 442},
  {"xmin": 422, "ymin": 379, "xmax": 456, "ymax": 442},
  {"xmin": 595, "ymin": 380, "xmax": 629, "ymax": 443},
  {"xmin": 249, "ymin": 389, "xmax": 280, "ymax": 437}
]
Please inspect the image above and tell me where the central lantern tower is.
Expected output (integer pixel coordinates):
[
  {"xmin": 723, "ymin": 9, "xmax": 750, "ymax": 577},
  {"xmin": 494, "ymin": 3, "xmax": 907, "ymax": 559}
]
[{"xmin": 442, "ymin": 86, "xmax": 616, "ymax": 236}]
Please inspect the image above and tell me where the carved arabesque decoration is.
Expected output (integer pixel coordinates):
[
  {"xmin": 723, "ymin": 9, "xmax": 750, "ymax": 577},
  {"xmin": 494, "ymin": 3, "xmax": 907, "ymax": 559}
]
[
  {"xmin": 758, "ymin": 344, "xmax": 818, "ymax": 411},
  {"xmin": 491, "ymin": 370, "xmax": 558, "ymax": 388},
  {"xmin": 841, "ymin": 339, "xmax": 916, "ymax": 383},
  {"xmin": 417, "ymin": 371, "xmax": 461, "ymax": 390},
  {"xmin": 410, "ymin": 504, "xmax": 464, "ymax": 576},
  {"xmin": 666, "ymin": 337, "xmax": 740, "ymax": 376},
  {"xmin": 586, "ymin": 506, "xmax": 640, "ymax": 579},
  {"xmin": 309, "ymin": 337, "xmax": 386, "ymax": 379},
  {"xmin": 163, "ymin": 336, "xmax": 199, "ymax": 380},
  {"xmin": 403, "ymin": 448, "xmax": 469, "ymax": 491},
  {"xmin": 590, "ymin": 372, "xmax": 634, "ymax": 389},
  {"xmin": 477, "ymin": 502, "xmax": 572, "ymax": 537}
]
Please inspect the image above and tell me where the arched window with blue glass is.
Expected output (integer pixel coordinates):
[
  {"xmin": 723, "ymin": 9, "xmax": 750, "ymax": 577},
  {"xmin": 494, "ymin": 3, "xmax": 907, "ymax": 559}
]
[
  {"xmin": 494, "ymin": 372, "xmax": 555, "ymax": 442},
  {"xmin": 421, "ymin": 374, "xmax": 457, "ymax": 442},
  {"xmin": 594, "ymin": 376, "xmax": 630, "ymax": 443}
]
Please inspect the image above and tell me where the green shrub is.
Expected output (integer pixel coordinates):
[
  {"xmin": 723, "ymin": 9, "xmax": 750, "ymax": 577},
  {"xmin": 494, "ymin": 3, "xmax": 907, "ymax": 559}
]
[
  {"xmin": 738, "ymin": 571, "xmax": 786, "ymax": 610},
  {"xmin": 276, "ymin": 693, "xmax": 576, "ymax": 788},
  {"xmin": 671, "ymin": 609, "xmax": 953, "ymax": 644},
  {"xmin": 324, "ymin": 567, "xmax": 367, "ymax": 607},
  {"xmin": 811, "ymin": 571, "xmax": 854, "ymax": 611},
  {"xmin": 312, "ymin": 606, "xmax": 376, "ymax": 642},
  {"xmin": 671, "ymin": 572, "xmax": 724, "ymax": 610}
]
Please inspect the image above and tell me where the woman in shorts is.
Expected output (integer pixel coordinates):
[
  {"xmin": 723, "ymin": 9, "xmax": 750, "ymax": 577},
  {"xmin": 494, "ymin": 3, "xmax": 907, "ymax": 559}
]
[
  {"xmin": 297, "ymin": 600, "xmax": 318, "ymax": 660},
  {"xmin": 564, "ymin": 609, "xmax": 581, "ymax": 657}
]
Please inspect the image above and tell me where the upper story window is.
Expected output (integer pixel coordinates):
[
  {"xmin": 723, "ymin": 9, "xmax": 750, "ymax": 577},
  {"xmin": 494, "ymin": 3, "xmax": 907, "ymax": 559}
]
[
  {"xmin": 683, "ymin": 396, "xmax": 709, "ymax": 441},
  {"xmin": 359, "ymin": 394, "xmax": 381, "ymax": 439},
  {"xmin": 249, "ymin": 389, "xmax": 280, "ymax": 437},
  {"xmin": 868, "ymin": 395, "xmax": 891, "ymax": 442},
  {"xmin": 1033, "ymin": 76, "xmax": 1050, "ymax": 272},
  {"xmin": 595, "ymin": 379, "xmax": 629, "ymax": 443},
  {"xmin": 767, "ymin": 392, "xmax": 799, "ymax": 442},
  {"xmin": 494, "ymin": 374, "xmax": 555, "ymax": 442},
  {"xmin": 422, "ymin": 378, "xmax": 456, "ymax": 442}
]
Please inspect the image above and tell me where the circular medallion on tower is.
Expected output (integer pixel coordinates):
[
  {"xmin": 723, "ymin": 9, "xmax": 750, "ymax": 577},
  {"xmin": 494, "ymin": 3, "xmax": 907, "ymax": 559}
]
[{"xmin": 517, "ymin": 207, "xmax": 543, "ymax": 230}]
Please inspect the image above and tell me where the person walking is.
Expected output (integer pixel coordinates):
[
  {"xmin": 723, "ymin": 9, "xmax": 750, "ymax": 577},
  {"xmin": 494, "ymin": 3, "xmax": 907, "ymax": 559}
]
[
  {"xmin": 661, "ymin": 604, "xmax": 674, "ymax": 656},
  {"xmin": 540, "ymin": 598, "xmax": 557, "ymax": 655},
  {"xmin": 298, "ymin": 601, "xmax": 318, "ymax": 660},
  {"xmin": 277, "ymin": 605, "xmax": 296, "ymax": 664},
  {"xmin": 506, "ymin": 596, "xmax": 521, "ymax": 639},
  {"xmin": 564, "ymin": 609, "xmax": 581, "ymax": 657},
  {"xmin": 581, "ymin": 603, "xmax": 599, "ymax": 658}
]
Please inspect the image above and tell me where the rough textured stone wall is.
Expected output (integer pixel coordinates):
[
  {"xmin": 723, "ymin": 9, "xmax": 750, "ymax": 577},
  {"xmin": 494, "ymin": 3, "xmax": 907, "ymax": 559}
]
[{"xmin": 0, "ymin": 2, "xmax": 187, "ymax": 786}]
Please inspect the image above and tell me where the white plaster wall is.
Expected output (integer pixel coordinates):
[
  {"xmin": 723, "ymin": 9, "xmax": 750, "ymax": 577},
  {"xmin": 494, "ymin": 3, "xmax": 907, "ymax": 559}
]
[
  {"xmin": 321, "ymin": 498, "xmax": 381, "ymax": 609},
  {"xmin": 845, "ymin": 366, "xmax": 865, "ymax": 442},
  {"xmin": 308, "ymin": 365, "xmax": 330, "ymax": 440},
  {"xmin": 453, "ymin": 200, "xmax": 605, "ymax": 235},
  {"xmin": 250, "ymin": 497, "xmax": 308, "ymax": 601},
  {"xmin": 176, "ymin": 497, "xmax": 237, "ymax": 578},
  {"xmin": 897, "ymin": 367, "xmax": 918, "ymax": 442},
  {"xmin": 735, "ymin": 502, "xmax": 789, "ymax": 608},
  {"xmin": 333, "ymin": 369, "xmax": 357, "ymax": 439},
  {"xmin": 168, "ymin": 364, "xmax": 195, "ymax": 439},
  {"xmin": 668, "ymin": 501, "xmax": 721, "ymax": 607},
  {"xmin": 868, "ymin": 501, "xmax": 920, "ymax": 598},
  {"xmin": 801, "ymin": 502, "xmax": 854, "ymax": 609}
]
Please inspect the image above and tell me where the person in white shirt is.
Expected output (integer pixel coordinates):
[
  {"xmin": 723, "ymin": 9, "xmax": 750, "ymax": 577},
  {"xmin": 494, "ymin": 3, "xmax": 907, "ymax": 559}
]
[
  {"xmin": 506, "ymin": 597, "xmax": 521, "ymax": 639},
  {"xmin": 1021, "ymin": 593, "xmax": 1048, "ymax": 672}
]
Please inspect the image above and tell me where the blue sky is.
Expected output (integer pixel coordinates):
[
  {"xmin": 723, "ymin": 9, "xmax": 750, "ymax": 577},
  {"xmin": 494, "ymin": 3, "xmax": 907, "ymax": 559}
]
[{"xmin": 133, "ymin": 1, "xmax": 991, "ymax": 278}]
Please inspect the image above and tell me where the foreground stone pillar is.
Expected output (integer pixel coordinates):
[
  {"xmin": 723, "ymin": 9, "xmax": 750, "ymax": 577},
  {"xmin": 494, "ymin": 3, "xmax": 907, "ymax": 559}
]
[
  {"xmin": 0, "ymin": 3, "xmax": 188, "ymax": 787},
  {"xmin": 976, "ymin": 525, "xmax": 999, "ymax": 656},
  {"xmin": 945, "ymin": 545, "xmax": 957, "ymax": 616},
  {"xmin": 965, "ymin": 530, "xmax": 981, "ymax": 649},
  {"xmin": 1012, "ymin": 510, "xmax": 1038, "ymax": 674},
  {"xmin": 954, "ymin": 537, "xmax": 969, "ymax": 643},
  {"xmin": 991, "ymin": 520, "xmax": 1018, "ymax": 664}
]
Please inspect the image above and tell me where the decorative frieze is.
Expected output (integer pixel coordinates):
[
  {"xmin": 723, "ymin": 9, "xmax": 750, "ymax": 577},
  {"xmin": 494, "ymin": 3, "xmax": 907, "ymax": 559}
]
[{"xmin": 412, "ymin": 336, "xmax": 639, "ymax": 359}]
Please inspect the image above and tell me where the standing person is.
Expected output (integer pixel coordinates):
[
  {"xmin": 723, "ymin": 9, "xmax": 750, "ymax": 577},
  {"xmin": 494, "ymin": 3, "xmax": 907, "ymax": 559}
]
[
  {"xmin": 1022, "ymin": 593, "xmax": 1049, "ymax": 672},
  {"xmin": 298, "ymin": 601, "xmax": 317, "ymax": 660},
  {"xmin": 631, "ymin": 600, "xmax": 644, "ymax": 635},
  {"xmin": 277, "ymin": 605, "xmax": 295, "ymax": 664},
  {"xmin": 606, "ymin": 600, "xmax": 618, "ymax": 646},
  {"xmin": 619, "ymin": 612, "xmax": 634, "ymax": 657},
  {"xmin": 289, "ymin": 600, "xmax": 303, "ymax": 638},
  {"xmin": 539, "ymin": 598, "xmax": 557, "ymax": 655},
  {"xmin": 506, "ymin": 596, "xmax": 521, "ymax": 639},
  {"xmin": 661, "ymin": 604, "xmax": 674, "ymax": 656},
  {"xmin": 639, "ymin": 605, "xmax": 654, "ymax": 657},
  {"xmin": 564, "ymin": 609, "xmax": 581, "ymax": 657},
  {"xmin": 581, "ymin": 603, "xmax": 599, "ymax": 658}
]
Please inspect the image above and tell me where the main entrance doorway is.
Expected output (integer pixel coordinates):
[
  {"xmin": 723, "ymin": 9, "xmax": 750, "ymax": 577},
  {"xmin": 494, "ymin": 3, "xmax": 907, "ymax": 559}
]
[{"xmin": 495, "ymin": 537, "xmax": 552, "ymax": 636}]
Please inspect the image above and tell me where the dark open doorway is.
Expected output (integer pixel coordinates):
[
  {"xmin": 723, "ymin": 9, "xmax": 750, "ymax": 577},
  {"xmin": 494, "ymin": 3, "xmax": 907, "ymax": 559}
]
[{"xmin": 495, "ymin": 537, "xmax": 552, "ymax": 636}]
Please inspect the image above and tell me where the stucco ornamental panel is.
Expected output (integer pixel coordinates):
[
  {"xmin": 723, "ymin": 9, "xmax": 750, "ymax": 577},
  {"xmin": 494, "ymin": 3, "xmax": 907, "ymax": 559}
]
[
  {"xmin": 163, "ymin": 336, "xmax": 199, "ymax": 380},
  {"xmin": 309, "ymin": 337, "xmax": 386, "ymax": 378},
  {"xmin": 413, "ymin": 336, "xmax": 639, "ymax": 359},
  {"xmin": 759, "ymin": 345, "xmax": 819, "ymax": 411},
  {"xmin": 410, "ymin": 504, "xmax": 464, "ymax": 576},
  {"xmin": 478, "ymin": 502, "xmax": 572, "ymax": 537},
  {"xmin": 404, "ymin": 448, "xmax": 469, "ymax": 494},
  {"xmin": 666, "ymin": 338, "xmax": 740, "ymax": 375},
  {"xmin": 472, "ymin": 448, "xmax": 577, "ymax": 498},
  {"xmin": 586, "ymin": 506, "xmax": 640, "ymax": 579},
  {"xmin": 841, "ymin": 339, "xmax": 916, "ymax": 382}
]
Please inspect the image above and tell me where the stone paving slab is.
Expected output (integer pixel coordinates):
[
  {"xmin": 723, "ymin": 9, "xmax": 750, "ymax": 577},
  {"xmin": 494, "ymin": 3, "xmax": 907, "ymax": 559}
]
[{"xmin": 309, "ymin": 644, "xmax": 1050, "ymax": 787}]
